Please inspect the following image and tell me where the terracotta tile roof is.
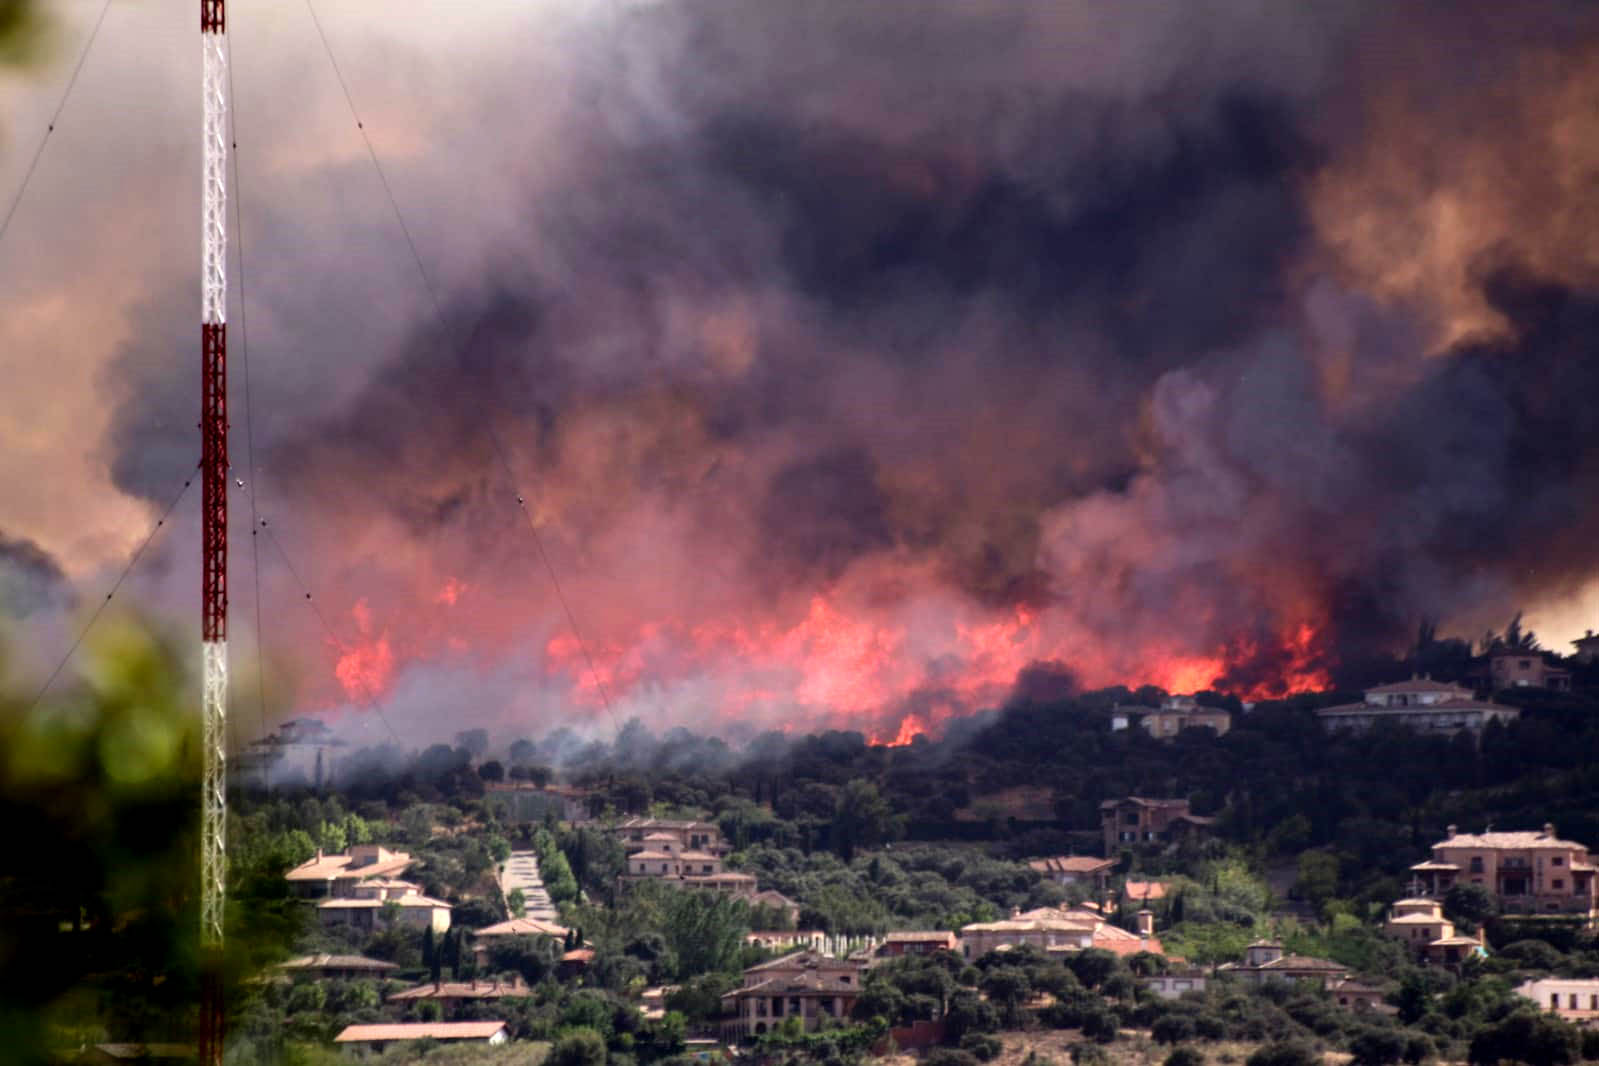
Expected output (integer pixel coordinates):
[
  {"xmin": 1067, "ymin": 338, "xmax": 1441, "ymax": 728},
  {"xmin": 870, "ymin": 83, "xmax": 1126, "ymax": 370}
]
[
  {"xmin": 1437, "ymin": 830, "xmax": 1586, "ymax": 849},
  {"xmin": 562, "ymin": 948, "xmax": 596, "ymax": 962},
  {"xmin": 475, "ymin": 917, "xmax": 570, "ymax": 938},
  {"xmin": 677, "ymin": 850, "xmax": 720, "ymax": 861},
  {"xmin": 1365, "ymin": 679, "xmax": 1474, "ymax": 695},
  {"xmin": 747, "ymin": 950, "xmax": 863, "ymax": 973},
  {"xmin": 285, "ymin": 849, "xmax": 414, "ymax": 883},
  {"xmin": 1092, "ymin": 932, "xmax": 1164, "ymax": 957},
  {"xmin": 334, "ymin": 1022, "xmax": 507, "ymax": 1042},
  {"xmin": 1099, "ymin": 797, "xmax": 1190, "ymax": 810},
  {"xmin": 1123, "ymin": 880, "xmax": 1168, "ymax": 901},
  {"xmin": 752, "ymin": 889, "xmax": 799, "ymax": 907},
  {"xmin": 1257, "ymin": 955, "xmax": 1347, "ymax": 973},
  {"xmin": 1030, "ymin": 856, "xmax": 1116, "ymax": 874},
  {"xmin": 318, "ymin": 894, "xmax": 450, "ymax": 909},
  {"xmin": 276, "ymin": 954, "xmax": 399, "ymax": 972},
  {"xmin": 884, "ymin": 931, "xmax": 958, "ymax": 943},
  {"xmin": 388, "ymin": 978, "xmax": 530, "ymax": 1000},
  {"xmin": 630, "ymin": 850, "xmax": 676, "ymax": 861}
]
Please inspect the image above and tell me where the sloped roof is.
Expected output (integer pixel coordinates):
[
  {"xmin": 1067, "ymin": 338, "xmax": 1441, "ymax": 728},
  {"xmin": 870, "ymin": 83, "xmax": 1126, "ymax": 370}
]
[
  {"xmin": 388, "ymin": 978, "xmax": 530, "ymax": 1000},
  {"xmin": 1030, "ymin": 856, "xmax": 1116, "ymax": 875},
  {"xmin": 276, "ymin": 954, "xmax": 398, "ymax": 972},
  {"xmin": 1123, "ymin": 880, "xmax": 1168, "ymax": 901},
  {"xmin": 474, "ymin": 917, "xmax": 570, "ymax": 938},
  {"xmin": 285, "ymin": 849, "xmax": 413, "ymax": 882},
  {"xmin": 335, "ymin": 1022, "xmax": 507, "ymax": 1043},
  {"xmin": 1365, "ymin": 678, "xmax": 1473, "ymax": 695},
  {"xmin": 1436, "ymin": 830, "xmax": 1586, "ymax": 849},
  {"xmin": 1099, "ymin": 796, "xmax": 1190, "ymax": 810}
]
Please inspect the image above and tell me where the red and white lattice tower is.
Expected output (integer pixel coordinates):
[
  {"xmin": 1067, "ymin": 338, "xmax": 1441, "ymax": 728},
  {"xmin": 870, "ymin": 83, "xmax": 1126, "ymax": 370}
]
[{"xmin": 198, "ymin": 1, "xmax": 228, "ymax": 1063}]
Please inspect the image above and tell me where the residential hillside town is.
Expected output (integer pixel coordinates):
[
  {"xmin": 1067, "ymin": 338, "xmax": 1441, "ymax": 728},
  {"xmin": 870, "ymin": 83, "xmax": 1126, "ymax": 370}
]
[{"xmin": 26, "ymin": 615, "xmax": 1599, "ymax": 1066}]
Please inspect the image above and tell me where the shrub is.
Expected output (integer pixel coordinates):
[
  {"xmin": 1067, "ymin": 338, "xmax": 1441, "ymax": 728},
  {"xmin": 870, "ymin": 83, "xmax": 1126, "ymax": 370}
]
[
  {"xmin": 1070, "ymin": 1045, "xmax": 1111, "ymax": 1066},
  {"xmin": 1349, "ymin": 1028, "xmax": 1408, "ymax": 1066},
  {"xmin": 1153, "ymin": 1014, "xmax": 1198, "ymax": 1045},
  {"xmin": 1166, "ymin": 1048, "xmax": 1206, "ymax": 1066},
  {"xmin": 960, "ymin": 1033, "xmax": 1003, "ymax": 1062},
  {"xmin": 924, "ymin": 1049, "xmax": 980, "ymax": 1066},
  {"xmin": 550, "ymin": 1027, "xmax": 609, "ymax": 1066},
  {"xmin": 1246, "ymin": 1041, "xmax": 1320, "ymax": 1066},
  {"xmin": 1080, "ymin": 1007, "xmax": 1119, "ymax": 1044}
]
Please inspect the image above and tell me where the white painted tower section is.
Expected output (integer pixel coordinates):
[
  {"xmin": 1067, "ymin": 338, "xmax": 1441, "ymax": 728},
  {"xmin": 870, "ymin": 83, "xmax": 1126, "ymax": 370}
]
[{"xmin": 200, "ymin": 30, "xmax": 228, "ymax": 953}]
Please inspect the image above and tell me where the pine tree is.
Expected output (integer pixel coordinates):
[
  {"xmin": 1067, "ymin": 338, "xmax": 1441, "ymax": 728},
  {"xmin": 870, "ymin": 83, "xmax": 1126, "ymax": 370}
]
[{"xmin": 423, "ymin": 926, "xmax": 440, "ymax": 985}]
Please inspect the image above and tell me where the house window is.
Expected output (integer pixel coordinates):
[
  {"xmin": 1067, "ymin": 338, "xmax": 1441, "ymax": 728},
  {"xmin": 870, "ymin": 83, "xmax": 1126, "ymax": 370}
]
[
  {"xmin": 1554, "ymin": 879, "xmax": 1565, "ymax": 890},
  {"xmin": 1470, "ymin": 857, "xmax": 1484, "ymax": 874},
  {"xmin": 661, "ymin": 864, "xmax": 668, "ymax": 874},
  {"xmin": 1553, "ymin": 857, "xmax": 1565, "ymax": 867},
  {"xmin": 1573, "ymin": 994, "xmax": 1580, "ymax": 1010},
  {"xmin": 1554, "ymin": 994, "xmax": 1561, "ymax": 1010}
]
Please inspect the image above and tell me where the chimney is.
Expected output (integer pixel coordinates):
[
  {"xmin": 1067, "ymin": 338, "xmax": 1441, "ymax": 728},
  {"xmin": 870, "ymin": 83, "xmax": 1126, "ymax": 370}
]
[
  {"xmin": 1011, "ymin": 906, "xmax": 1021, "ymax": 919},
  {"xmin": 1136, "ymin": 909, "xmax": 1155, "ymax": 938},
  {"xmin": 1446, "ymin": 824, "xmax": 1457, "ymax": 837},
  {"xmin": 1544, "ymin": 823, "xmax": 1556, "ymax": 838},
  {"xmin": 315, "ymin": 848, "xmax": 323, "ymax": 861}
]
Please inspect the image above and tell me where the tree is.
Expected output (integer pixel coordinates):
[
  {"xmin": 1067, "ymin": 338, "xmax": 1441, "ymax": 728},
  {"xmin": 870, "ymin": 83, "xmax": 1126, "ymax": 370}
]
[
  {"xmin": 1469, "ymin": 1010, "xmax": 1580, "ymax": 1066},
  {"xmin": 508, "ymin": 888, "xmax": 526, "ymax": 917},
  {"xmin": 423, "ymin": 926, "xmax": 439, "ymax": 985},
  {"xmin": 1349, "ymin": 1028, "xmax": 1407, "ymax": 1066},
  {"xmin": 1245, "ymin": 1043, "xmax": 1320, "ymax": 1066},
  {"xmin": 509, "ymin": 739, "xmax": 537, "ymax": 766},
  {"xmin": 1443, "ymin": 883, "xmax": 1497, "ymax": 927},
  {"xmin": 549, "ymin": 1027, "xmax": 608, "ymax": 1066},
  {"xmin": 455, "ymin": 729, "xmax": 490, "ymax": 759},
  {"xmin": 478, "ymin": 760, "xmax": 505, "ymax": 783},
  {"xmin": 830, "ymin": 780, "xmax": 904, "ymax": 861}
]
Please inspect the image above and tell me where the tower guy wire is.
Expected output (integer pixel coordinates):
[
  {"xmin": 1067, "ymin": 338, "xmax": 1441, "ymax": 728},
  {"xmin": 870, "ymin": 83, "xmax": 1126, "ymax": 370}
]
[
  {"xmin": 302, "ymin": 0, "xmax": 622, "ymax": 736},
  {"xmin": 24, "ymin": 475, "xmax": 195, "ymax": 715}
]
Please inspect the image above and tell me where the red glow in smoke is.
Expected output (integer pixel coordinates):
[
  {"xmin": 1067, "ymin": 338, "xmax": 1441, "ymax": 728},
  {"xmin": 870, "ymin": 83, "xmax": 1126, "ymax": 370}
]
[
  {"xmin": 333, "ymin": 598, "xmax": 396, "ymax": 703},
  {"xmin": 542, "ymin": 592, "xmax": 1332, "ymax": 745}
]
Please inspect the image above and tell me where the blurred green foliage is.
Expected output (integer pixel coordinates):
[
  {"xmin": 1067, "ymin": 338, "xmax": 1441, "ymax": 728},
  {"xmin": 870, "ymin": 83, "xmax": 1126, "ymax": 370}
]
[{"xmin": 0, "ymin": 620, "xmax": 301, "ymax": 1063}]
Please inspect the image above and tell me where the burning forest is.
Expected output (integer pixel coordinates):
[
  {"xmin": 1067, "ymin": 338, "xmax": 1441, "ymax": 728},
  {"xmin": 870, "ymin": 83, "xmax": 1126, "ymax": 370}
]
[{"xmin": 8, "ymin": 1, "xmax": 1599, "ymax": 746}]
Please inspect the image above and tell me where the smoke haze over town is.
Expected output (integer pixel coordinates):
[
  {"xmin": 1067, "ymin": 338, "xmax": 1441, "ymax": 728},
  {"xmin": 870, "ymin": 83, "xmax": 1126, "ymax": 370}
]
[{"xmin": 7, "ymin": 0, "xmax": 1599, "ymax": 745}]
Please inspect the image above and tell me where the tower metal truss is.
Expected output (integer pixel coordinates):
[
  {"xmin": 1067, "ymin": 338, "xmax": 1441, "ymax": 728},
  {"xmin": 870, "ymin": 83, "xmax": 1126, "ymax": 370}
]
[{"xmin": 199, "ymin": 2, "xmax": 228, "ymax": 1064}]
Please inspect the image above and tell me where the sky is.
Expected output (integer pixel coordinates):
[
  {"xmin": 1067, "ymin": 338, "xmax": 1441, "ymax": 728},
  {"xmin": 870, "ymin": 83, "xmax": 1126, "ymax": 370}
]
[{"xmin": 4, "ymin": 0, "xmax": 1599, "ymax": 748}]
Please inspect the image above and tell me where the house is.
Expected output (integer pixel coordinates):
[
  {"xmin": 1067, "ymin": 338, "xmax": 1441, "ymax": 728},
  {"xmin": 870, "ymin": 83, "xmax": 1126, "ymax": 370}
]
[
  {"xmin": 484, "ymin": 782, "xmax": 590, "ymax": 824},
  {"xmin": 614, "ymin": 819, "xmax": 760, "ymax": 898},
  {"xmin": 720, "ymin": 951, "xmax": 865, "ymax": 1041},
  {"xmin": 333, "ymin": 1021, "xmax": 509, "ymax": 1050},
  {"xmin": 387, "ymin": 977, "xmax": 531, "ymax": 1003},
  {"xmin": 473, "ymin": 916, "xmax": 571, "ymax": 941},
  {"xmin": 1315, "ymin": 678, "xmax": 1518, "ymax": 737},
  {"xmin": 1122, "ymin": 880, "xmax": 1169, "ymax": 905},
  {"xmin": 876, "ymin": 931, "xmax": 959, "ymax": 958},
  {"xmin": 1381, "ymin": 898, "xmax": 1486, "ymax": 966},
  {"xmin": 959, "ymin": 906, "xmax": 1162, "ymax": 959},
  {"xmin": 614, "ymin": 817, "xmax": 730, "ymax": 858},
  {"xmin": 1406, "ymin": 824, "xmax": 1599, "ymax": 919},
  {"xmin": 1143, "ymin": 968, "xmax": 1208, "ymax": 1000},
  {"xmin": 273, "ymin": 954, "xmax": 399, "ymax": 980},
  {"xmin": 1101, "ymin": 797, "xmax": 1213, "ymax": 855},
  {"xmin": 560, "ymin": 948, "xmax": 596, "ymax": 979},
  {"xmin": 1328, "ymin": 978, "xmax": 1391, "ymax": 1012},
  {"xmin": 1572, "ymin": 631, "xmax": 1599, "ymax": 665},
  {"xmin": 1218, "ymin": 941, "xmax": 1349, "ymax": 987},
  {"xmin": 1517, "ymin": 978, "xmax": 1599, "ymax": 1022},
  {"xmin": 284, "ymin": 845, "xmax": 414, "ymax": 899},
  {"xmin": 1029, "ymin": 856, "xmax": 1116, "ymax": 895},
  {"xmin": 1486, "ymin": 649, "xmax": 1571, "ymax": 691},
  {"xmin": 317, "ymin": 880, "xmax": 451, "ymax": 933},
  {"xmin": 232, "ymin": 717, "xmax": 345, "ymax": 788},
  {"xmin": 1138, "ymin": 695, "xmax": 1232, "ymax": 739}
]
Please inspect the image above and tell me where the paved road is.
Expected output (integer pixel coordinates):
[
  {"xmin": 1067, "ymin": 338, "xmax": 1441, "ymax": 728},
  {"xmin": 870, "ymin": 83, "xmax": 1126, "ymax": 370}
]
[{"xmin": 501, "ymin": 850, "xmax": 560, "ymax": 921}]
